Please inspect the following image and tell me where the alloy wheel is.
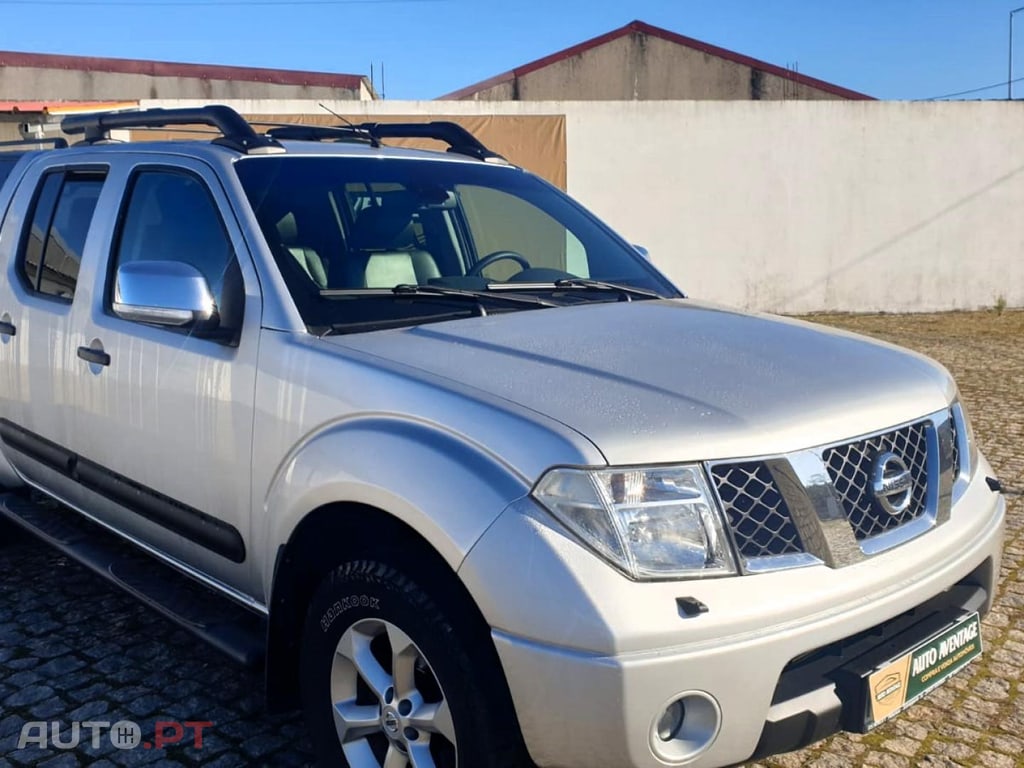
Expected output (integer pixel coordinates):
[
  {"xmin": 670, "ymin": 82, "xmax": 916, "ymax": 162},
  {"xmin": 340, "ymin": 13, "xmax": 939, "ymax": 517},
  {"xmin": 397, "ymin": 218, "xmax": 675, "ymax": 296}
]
[{"xmin": 330, "ymin": 617, "xmax": 457, "ymax": 768}]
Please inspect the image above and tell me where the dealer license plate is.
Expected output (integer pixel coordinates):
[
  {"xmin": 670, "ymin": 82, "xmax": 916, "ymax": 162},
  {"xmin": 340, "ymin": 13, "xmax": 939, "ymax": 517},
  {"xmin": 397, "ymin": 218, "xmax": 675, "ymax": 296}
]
[{"xmin": 865, "ymin": 612, "xmax": 982, "ymax": 730}]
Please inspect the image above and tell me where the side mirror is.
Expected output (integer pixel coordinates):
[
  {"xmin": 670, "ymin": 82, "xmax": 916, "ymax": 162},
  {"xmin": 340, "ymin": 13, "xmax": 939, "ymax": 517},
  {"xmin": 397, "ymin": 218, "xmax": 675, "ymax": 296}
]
[
  {"xmin": 633, "ymin": 244, "xmax": 650, "ymax": 261},
  {"xmin": 113, "ymin": 261, "xmax": 217, "ymax": 328}
]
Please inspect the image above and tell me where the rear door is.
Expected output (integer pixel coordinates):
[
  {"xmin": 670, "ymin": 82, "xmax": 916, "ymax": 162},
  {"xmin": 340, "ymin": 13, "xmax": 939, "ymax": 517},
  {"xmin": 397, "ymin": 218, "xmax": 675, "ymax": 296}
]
[{"xmin": 0, "ymin": 157, "xmax": 108, "ymax": 492}]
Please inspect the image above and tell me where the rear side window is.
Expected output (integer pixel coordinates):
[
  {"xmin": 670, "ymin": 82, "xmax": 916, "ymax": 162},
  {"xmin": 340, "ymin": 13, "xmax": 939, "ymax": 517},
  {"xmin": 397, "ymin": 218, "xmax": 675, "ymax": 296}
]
[{"xmin": 19, "ymin": 170, "xmax": 106, "ymax": 300}]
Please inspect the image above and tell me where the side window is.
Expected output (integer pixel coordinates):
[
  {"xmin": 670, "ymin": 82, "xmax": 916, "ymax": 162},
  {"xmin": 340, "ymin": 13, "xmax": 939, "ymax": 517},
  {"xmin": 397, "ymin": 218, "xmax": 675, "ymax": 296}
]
[
  {"xmin": 112, "ymin": 170, "xmax": 243, "ymax": 338},
  {"xmin": 19, "ymin": 171, "xmax": 105, "ymax": 300}
]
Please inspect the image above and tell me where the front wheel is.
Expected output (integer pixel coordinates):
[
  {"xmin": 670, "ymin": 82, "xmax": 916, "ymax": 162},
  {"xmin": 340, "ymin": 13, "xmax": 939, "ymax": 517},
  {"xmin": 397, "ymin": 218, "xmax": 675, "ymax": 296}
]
[{"xmin": 300, "ymin": 559, "xmax": 531, "ymax": 768}]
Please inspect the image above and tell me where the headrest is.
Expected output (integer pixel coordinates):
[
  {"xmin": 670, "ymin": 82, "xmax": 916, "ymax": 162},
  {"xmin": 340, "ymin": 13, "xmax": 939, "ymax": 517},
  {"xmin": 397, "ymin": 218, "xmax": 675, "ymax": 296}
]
[
  {"xmin": 350, "ymin": 203, "xmax": 417, "ymax": 251},
  {"xmin": 276, "ymin": 212, "xmax": 299, "ymax": 245}
]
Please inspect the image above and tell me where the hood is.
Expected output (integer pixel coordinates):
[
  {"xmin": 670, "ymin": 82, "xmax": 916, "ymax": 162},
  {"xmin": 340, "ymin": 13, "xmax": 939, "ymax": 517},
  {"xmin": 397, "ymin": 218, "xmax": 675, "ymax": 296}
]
[{"xmin": 330, "ymin": 300, "xmax": 954, "ymax": 466}]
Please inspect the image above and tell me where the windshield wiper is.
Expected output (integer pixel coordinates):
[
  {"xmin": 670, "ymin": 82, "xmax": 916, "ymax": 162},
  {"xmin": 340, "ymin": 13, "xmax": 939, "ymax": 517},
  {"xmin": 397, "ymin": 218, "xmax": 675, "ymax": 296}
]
[
  {"xmin": 318, "ymin": 309, "xmax": 476, "ymax": 336},
  {"xmin": 551, "ymin": 278, "xmax": 666, "ymax": 301},
  {"xmin": 320, "ymin": 284, "xmax": 561, "ymax": 316},
  {"xmin": 486, "ymin": 278, "xmax": 666, "ymax": 301},
  {"xmin": 393, "ymin": 284, "xmax": 562, "ymax": 309}
]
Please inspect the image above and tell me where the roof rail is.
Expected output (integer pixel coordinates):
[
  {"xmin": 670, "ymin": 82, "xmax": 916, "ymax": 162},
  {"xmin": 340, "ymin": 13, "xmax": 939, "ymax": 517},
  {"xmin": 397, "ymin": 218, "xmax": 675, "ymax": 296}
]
[
  {"xmin": 356, "ymin": 122, "xmax": 507, "ymax": 163},
  {"xmin": 0, "ymin": 137, "xmax": 68, "ymax": 150},
  {"xmin": 60, "ymin": 105, "xmax": 284, "ymax": 155}
]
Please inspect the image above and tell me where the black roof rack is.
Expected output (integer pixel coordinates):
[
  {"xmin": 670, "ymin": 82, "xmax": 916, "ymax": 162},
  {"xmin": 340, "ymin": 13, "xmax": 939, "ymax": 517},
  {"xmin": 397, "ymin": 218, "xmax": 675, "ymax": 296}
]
[
  {"xmin": 261, "ymin": 123, "xmax": 380, "ymax": 147},
  {"xmin": 0, "ymin": 137, "xmax": 68, "ymax": 150},
  {"xmin": 356, "ymin": 121, "xmax": 507, "ymax": 163},
  {"xmin": 60, "ymin": 105, "xmax": 284, "ymax": 155},
  {"xmin": 265, "ymin": 120, "xmax": 506, "ymax": 162},
  {"xmin": 44, "ymin": 106, "xmax": 505, "ymax": 163}
]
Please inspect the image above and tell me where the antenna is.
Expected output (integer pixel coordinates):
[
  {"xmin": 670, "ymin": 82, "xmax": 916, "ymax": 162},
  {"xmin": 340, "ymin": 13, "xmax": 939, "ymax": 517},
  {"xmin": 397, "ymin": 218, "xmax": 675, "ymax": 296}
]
[
  {"xmin": 316, "ymin": 103, "xmax": 380, "ymax": 148},
  {"xmin": 318, "ymin": 102, "xmax": 357, "ymax": 130}
]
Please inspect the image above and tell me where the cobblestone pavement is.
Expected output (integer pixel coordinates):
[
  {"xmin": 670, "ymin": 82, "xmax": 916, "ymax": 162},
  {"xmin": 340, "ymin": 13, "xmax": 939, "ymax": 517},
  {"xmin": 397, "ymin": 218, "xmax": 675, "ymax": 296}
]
[
  {"xmin": 0, "ymin": 310, "xmax": 1021, "ymax": 767},
  {"xmin": 750, "ymin": 309, "xmax": 1024, "ymax": 768},
  {"xmin": 0, "ymin": 526, "xmax": 314, "ymax": 766}
]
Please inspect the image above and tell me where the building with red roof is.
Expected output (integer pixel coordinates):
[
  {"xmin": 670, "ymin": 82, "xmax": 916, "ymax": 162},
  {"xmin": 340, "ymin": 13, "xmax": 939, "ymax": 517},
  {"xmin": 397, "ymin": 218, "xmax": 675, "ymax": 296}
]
[
  {"xmin": 0, "ymin": 52, "xmax": 374, "ymax": 141},
  {"xmin": 440, "ymin": 20, "xmax": 871, "ymax": 102},
  {"xmin": 0, "ymin": 50, "xmax": 373, "ymax": 104}
]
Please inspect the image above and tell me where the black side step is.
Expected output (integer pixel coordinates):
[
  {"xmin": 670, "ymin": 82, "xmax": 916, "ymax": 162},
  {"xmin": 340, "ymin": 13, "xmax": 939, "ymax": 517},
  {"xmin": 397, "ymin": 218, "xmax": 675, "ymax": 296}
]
[{"xmin": 0, "ymin": 491, "xmax": 266, "ymax": 666}]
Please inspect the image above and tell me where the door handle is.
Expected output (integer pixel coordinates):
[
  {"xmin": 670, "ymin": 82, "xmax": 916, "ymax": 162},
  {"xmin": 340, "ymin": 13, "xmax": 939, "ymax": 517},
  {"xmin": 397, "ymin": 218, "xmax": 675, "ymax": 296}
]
[
  {"xmin": 0, "ymin": 321, "xmax": 15, "ymax": 337},
  {"xmin": 77, "ymin": 346, "xmax": 110, "ymax": 367}
]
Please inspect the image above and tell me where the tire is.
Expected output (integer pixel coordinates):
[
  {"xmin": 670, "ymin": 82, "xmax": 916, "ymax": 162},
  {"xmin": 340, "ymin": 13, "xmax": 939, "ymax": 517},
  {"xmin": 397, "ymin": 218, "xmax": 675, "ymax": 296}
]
[{"xmin": 300, "ymin": 559, "xmax": 533, "ymax": 768}]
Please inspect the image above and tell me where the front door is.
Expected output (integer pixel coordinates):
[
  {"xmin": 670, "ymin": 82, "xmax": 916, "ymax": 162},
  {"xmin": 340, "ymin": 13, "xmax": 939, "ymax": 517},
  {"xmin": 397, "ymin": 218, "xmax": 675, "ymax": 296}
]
[{"xmin": 69, "ymin": 159, "xmax": 261, "ymax": 596}]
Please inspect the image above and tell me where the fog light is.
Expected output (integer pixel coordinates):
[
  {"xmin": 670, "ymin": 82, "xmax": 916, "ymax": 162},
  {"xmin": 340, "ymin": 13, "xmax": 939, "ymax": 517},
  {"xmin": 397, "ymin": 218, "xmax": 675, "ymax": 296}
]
[
  {"xmin": 656, "ymin": 700, "xmax": 685, "ymax": 741},
  {"xmin": 649, "ymin": 692, "xmax": 721, "ymax": 764}
]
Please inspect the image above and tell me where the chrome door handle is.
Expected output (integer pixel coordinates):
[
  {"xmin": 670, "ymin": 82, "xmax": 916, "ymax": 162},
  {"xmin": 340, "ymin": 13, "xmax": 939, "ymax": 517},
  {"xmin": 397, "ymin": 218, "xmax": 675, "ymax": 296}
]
[{"xmin": 0, "ymin": 321, "xmax": 15, "ymax": 337}]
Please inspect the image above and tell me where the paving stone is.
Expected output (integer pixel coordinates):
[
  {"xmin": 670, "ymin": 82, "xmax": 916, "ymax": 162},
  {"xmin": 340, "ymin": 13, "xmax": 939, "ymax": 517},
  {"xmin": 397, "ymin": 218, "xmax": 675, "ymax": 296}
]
[
  {"xmin": 863, "ymin": 753, "xmax": 911, "ymax": 768},
  {"xmin": 36, "ymin": 755, "xmax": 82, "ymax": 768},
  {"xmin": 972, "ymin": 678, "xmax": 1011, "ymax": 701},
  {"xmin": 5, "ymin": 746, "xmax": 49, "ymax": 766},
  {"xmin": 67, "ymin": 699, "xmax": 113, "ymax": 722},
  {"xmin": 3, "ymin": 686, "xmax": 55, "ymax": 708},
  {"xmin": 806, "ymin": 756, "xmax": 859, "ymax": 768},
  {"xmin": 191, "ymin": 754, "xmax": 247, "ymax": 768},
  {"xmin": 880, "ymin": 736, "xmax": 922, "ymax": 758},
  {"xmin": 916, "ymin": 756, "xmax": 966, "ymax": 768},
  {"xmin": 239, "ymin": 732, "xmax": 289, "ymax": 758},
  {"xmin": 28, "ymin": 696, "xmax": 69, "ymax": 720},
  {"xmin": 33, "ymin": 658, "xmax": 85, "ymax": 677},
  {"xmin": 987, "ymin": 734, "xmax": 1024, "ymax": 753},
  {"xmin": 974, "ymin": 753, "xmax": 1015, "ymax": 768}
]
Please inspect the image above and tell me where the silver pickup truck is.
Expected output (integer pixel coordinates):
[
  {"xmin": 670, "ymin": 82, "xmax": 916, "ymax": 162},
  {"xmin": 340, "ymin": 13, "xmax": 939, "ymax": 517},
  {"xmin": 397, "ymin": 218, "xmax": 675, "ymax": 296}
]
[{"xmin": 0, "ymin": 106, "xmax": 1005, "ymax": 768}]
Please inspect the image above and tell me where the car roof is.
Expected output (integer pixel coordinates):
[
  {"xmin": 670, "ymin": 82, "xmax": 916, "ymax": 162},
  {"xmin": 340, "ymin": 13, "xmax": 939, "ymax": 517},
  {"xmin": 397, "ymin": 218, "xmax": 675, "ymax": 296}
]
[{"xmin": 12, "ymin": 138, "xmax": 506, "ymax": 164}]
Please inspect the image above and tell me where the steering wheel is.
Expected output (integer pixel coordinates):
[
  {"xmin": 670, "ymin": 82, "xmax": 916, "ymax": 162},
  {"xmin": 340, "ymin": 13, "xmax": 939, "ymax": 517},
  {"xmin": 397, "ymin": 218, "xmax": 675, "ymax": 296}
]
[{"xmin": 467, "ymin": 250, "xmax": 531, "ymax": 277}]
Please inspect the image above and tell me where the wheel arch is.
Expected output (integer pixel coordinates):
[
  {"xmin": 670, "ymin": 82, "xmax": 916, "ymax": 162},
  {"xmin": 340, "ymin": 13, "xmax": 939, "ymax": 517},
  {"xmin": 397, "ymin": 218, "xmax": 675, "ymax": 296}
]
[{"xmin": 265, "ymin": 501, "xmax": 504, "ymax": 714}]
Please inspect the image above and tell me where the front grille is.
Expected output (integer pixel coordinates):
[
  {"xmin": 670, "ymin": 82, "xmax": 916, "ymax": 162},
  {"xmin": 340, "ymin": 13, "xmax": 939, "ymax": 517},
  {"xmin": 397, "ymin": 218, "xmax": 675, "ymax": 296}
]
[
  {"xmin": 823, "ymin": 422, "xmax": 930, "ymax": 541},
  {"xmin": 710, "ymin": 462, "xmax": 804, "ymax": 559}
]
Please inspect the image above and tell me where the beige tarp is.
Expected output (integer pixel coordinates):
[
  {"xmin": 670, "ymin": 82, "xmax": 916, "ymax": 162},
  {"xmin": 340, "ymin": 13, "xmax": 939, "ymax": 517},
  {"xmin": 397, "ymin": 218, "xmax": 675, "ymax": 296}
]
[{"xmin": 132, "ymin": 113, "xmax": 567, "ymax": 189}]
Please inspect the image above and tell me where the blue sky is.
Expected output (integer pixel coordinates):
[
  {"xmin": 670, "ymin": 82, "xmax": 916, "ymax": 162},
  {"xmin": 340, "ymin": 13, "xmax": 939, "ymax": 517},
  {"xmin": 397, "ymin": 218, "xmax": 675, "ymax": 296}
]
[{"xmin": 0, "ymin": 0, "xmax": 1022, "ymax": 100}]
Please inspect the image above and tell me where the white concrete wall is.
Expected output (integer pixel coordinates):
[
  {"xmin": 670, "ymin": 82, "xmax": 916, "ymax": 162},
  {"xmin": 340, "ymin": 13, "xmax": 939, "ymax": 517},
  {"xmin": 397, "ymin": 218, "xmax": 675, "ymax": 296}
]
[
  {"xmin": 144, "ymin": 98, "xmax": 1024, "ymax": 313},
  {"xmin": 563, "ymin": 100, "xmax": 1024, "ymax": 314}
]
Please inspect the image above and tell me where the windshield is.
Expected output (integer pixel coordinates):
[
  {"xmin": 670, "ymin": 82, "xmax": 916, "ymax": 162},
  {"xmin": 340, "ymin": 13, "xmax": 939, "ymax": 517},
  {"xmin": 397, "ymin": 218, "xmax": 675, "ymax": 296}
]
[{"xmin": 235, "ymin": 156, "xmax": 678, "ymax": 331}]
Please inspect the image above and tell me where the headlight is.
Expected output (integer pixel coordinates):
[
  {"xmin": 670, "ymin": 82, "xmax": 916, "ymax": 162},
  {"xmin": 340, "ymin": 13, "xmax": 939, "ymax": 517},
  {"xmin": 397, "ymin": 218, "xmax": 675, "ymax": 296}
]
[{"xmin": 532, "ymin": 465, "xmax": 737, "ymax": 580}]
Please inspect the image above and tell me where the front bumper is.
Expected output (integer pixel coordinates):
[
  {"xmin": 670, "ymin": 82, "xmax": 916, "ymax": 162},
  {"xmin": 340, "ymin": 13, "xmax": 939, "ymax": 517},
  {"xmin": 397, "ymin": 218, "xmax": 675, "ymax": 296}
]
[{"xmin": 459, "ymin": 465, "xmax": 1005, "ymax": 768}]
